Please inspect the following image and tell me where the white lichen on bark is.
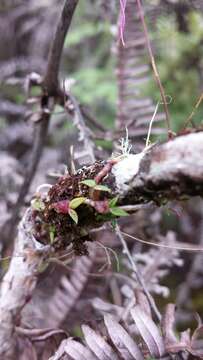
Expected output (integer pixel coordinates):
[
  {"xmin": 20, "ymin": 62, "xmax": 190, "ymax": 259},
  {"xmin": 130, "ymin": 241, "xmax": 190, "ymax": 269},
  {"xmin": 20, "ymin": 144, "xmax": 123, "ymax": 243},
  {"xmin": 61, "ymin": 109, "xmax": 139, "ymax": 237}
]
[{"xmin": 112, "ymin": 152, "xmax": 146, "ymax": 192}]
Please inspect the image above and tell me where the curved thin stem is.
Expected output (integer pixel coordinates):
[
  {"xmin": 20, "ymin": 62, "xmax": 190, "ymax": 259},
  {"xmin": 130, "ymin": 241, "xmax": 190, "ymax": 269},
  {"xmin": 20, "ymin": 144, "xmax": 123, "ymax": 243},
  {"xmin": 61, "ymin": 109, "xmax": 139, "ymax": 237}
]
[{"xmin": 135, "ymin": 0, "xmax": 171, "ymax": 135}]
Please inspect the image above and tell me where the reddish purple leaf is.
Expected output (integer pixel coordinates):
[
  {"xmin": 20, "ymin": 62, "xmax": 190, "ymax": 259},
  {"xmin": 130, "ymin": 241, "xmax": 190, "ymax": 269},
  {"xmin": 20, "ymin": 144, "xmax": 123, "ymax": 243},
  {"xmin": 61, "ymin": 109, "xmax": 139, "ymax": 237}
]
[
  {"xmin": 50, "ymin": 200, "xmax": 70, "ymax": 214},
  {"xmin": 91, "ymin": 200, "xmax": 110, "ymax": 214}
]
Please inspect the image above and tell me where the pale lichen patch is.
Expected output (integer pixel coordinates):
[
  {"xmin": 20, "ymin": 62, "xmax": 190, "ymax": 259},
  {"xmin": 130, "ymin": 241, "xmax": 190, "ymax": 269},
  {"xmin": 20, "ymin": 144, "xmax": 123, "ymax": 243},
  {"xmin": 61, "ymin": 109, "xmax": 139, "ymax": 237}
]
[{"xmin": 112, "ymin": 152, "xmax": 145, "ymax": 192}]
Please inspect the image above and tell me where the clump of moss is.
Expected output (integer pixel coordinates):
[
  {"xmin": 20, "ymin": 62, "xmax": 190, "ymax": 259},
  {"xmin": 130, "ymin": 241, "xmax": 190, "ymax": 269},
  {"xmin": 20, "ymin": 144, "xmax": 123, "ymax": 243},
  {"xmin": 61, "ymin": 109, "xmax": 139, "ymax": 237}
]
[{"xmin": 31, "ymin": 161, "xmax": 116, "ymax": 255}]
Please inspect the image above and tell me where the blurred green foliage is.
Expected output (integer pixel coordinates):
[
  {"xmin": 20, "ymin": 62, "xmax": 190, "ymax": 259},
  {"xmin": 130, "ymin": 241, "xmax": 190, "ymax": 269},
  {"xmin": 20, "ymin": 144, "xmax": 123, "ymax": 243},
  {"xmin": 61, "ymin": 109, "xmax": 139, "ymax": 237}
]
[
  {"xmin": 72, "ymin": 65, "xmax": 116, "ymax": 128},
  {"xmin": 143, "ymin": 11, "xmax": 203, "ymax": 131},
  {"xmin": 64, "ymin": 3, "xmax": 203, "ymax": 133},
  {"xmin": 64, "ymin": 2, "xmax": 116, "ymax": 128}
]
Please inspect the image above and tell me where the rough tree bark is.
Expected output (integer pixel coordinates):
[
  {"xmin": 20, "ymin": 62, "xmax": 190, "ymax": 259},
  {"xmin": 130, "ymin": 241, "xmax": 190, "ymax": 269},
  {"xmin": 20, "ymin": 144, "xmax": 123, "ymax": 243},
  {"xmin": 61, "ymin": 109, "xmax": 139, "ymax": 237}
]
[
  {"xmin": 0, "ymin": 210, "xmax": 50, "ymax": 359},
  {"xmin": 119, "ymin": 132, "xmax": 203, "ymax": 203}
]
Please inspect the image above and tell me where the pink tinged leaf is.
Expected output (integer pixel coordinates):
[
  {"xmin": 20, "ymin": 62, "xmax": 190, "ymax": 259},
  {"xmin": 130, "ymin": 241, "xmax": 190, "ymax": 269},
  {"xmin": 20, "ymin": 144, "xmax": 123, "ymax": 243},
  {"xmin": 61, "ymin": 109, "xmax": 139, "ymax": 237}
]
[
  {"xmin": 93, "ymin": 200, "xmax": 110, "ymax": 214},
  {"xmin": 104, "ymin": 314, "xmax": 144, "ymax": 360},
  {"xmin": 131, "ymin": 306, "xmax": 165, "ymax": 358},
  {"xmin": 82, "ymin": 325, "xmax": 118, "ymax": 360},
  {"xmin": 51, "ymin": 200, "xmax": 70, "ymax": 214},
  {"xmin": 64, "ymin": 339, "xmax": 96, "ymax": 360}
]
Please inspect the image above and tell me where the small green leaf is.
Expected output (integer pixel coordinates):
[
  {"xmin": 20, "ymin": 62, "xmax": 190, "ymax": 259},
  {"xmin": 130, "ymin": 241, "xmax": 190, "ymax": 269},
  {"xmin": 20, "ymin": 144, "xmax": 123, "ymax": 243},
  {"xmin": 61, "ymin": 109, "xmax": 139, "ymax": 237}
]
[
  {"xmin": 50, "ymin": 231, "xmax": 55, "ymax": 244},
  {"xmin": 109, "ymin": 196, "xmax": 118, "ymax": 208},
  {"xmin": 110, "ymin": 207, "xmax": 129, "ymax": 217},
  {"xmin": 69, "ymin": 209, "xmax": 78, "ymax": 224},
  {"xmin": 70, "ymin": 197, "xmax": 86, "ymax": 209},
  {"xmin": 110, "ymin": 219, "xmax": 117, "ymax": 229},
  {"xmin": 31, "ymin": 198, "xmax": 45, "ymax": 211},
  {"xmin": 49, "ymin": 225, "xmax": 55, "ymax": 244},
  {"xmin": 80, "ymin": 179, "xmax": 96, "ymax": 188},
  {"xmin": 94, "ymin": 184, "xmax": 111, "ymax": 193}
]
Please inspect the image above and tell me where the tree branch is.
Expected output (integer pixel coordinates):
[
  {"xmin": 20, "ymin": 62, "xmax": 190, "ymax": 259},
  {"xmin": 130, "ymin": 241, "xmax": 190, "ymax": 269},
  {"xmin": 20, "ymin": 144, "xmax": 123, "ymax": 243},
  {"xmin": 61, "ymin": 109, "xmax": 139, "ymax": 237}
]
[
  {"xmin": 115, "ymin": 224, "xmax": 161, "ymax": 322},
  {"xmin": 24, "ymin": 131, "xmax": 203, "ymax": 256},
  {"xmin": 3, "ymin": 116, "xmax": 50, "ymax": 248},
  {"xmin": 0, "ymin": 210, "xmax": 50, "ymax": 359},
  {"xmin": 121, "ymin": 131, "xmax": 203, "ymax": 204},
  {"xmin": 43, "ymin": 0, "xmax": 79, "ymax": 94}
]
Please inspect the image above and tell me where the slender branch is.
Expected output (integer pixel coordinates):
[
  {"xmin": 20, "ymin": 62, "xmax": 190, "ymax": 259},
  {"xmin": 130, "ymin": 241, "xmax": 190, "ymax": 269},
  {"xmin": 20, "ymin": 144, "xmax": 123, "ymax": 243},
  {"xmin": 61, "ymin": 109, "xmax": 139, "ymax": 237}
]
[
  {"xmin": 177, "ymin": 214, "xmax": 203, "ymax": 307},
  {"xmin": 183, "ymin": 92, "xmax": 203, "ymax": 129},
  {"xmin": 121, "ymin": 231, "xmax": 203, "ymax": 252},
  {"xmin": 43, "ymin": 0, "xmax": 79, "ymax": 93},
  {"xmin": 67, "ymin": 92, "xmax": 96, "ymax": 163},
  {"xmin": 3, "ymin": 116, "xmax": 49, "ymax": 249},
  {"xmin": 135, "ymin": 0, "xmax": 171, "ymax": 134},
  {"xmin": 80, "ymin": 105, "xmax": 107, "ymax": 132},
  {"xmin": 115, "ymin": 224, "xmax": 161, "ymax": 321}
]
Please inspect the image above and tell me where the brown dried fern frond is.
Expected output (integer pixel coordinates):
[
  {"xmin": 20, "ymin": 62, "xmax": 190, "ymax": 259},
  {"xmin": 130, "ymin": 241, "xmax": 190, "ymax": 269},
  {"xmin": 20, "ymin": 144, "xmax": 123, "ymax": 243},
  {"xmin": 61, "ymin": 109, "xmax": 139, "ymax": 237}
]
[
  {"xmin": 39, "ymin": 243, "xmax": 96, "ymax": 329},
  {"xmin": 116, "ymin": 0, "xmax": 165, "ymax": 150},
  {"xmin": 49, "ymin": 302, "xmax": 203, "ymax": 359},
  {"xmin": 49, "ymin": 305, "xmax": 164, "ymax": 360}
]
